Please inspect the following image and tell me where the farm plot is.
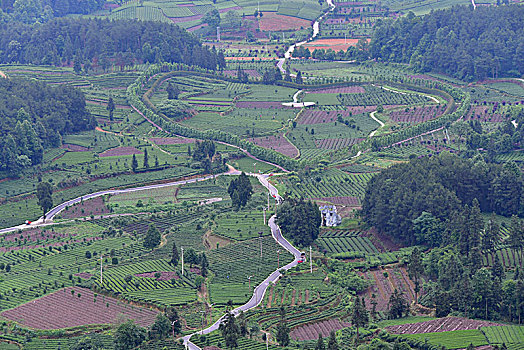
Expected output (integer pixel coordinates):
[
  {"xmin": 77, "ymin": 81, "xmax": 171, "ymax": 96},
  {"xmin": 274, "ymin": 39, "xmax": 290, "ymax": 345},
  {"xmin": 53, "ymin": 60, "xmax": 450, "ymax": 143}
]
[
  {"xmin": 316, "ymin": 236, "xmax": 378, "ymax": 254},
  {"xmin": 100, "ymin": 259, "xmax": 198, "ymax": 306},
  {"xmin": 388, "ymin": 105, "xmax": 446, "ymax": 123},
  {"xmin": 302, "ymin": 38, "xmax": 361, "ymax": 52},
  {"xmin": 290, "ymin": 319, "xmax": 350, "ymax": 341},
  {"xmin": 308, "ymin": 86, "xmax": 366, "ymax": 94},
  {"xmin": 359, "ymin": 267, "xmax": 416, "ymax": 312},
  {"xmin": 246, "ymin": 134, "xmax": 299, "ymax": 158},
  {"xmin": 281, "ymin": 169, "xmax": 373, "ymax": 199},
  {"xmin": 298, "ymin": 107, "xmax": 376, "ymax": 124},
  {"xmin": 149, "ymin": 137, "xmax": 194, "ymax": 145},
  {"xmin": 483, "ymin": 248, "xmax": 523, "ymax": 268},
  {"xmin": 1, "ymin": 287, "xmax": 158, "ymax": 329},
  {"xmin": 314, "ymin": 137, "xmax": 363, "ymax": 149},
  {"xmin": 57, "ymin": 196, "xmax": 110, "ymax": 219},
  {"xmin": 259, "ymin": 12, "xmax": 312, "ymax": 31},
  {"xmin": 99, "ymin": 146, "xmax": 142, "ymax": 158},
  {"xmin": 481, "ymin": 325, "xmax": 524, "ymax": 345},
  {"xmin": 334, "ymin": 85, "xmax": 430, "ymax": 106},
  {"xmin": 386, "ymin": 317, "xmax": 503, "ymax": 335},
  {"xmin": 401, "ymin": 329, "xmax": 489, "ymax": 349},
  {"xmin": 311, "ymin": 196, "xmax": 360, "ymax": 205},
  {"xmin": 207, "ymin": 236, "xmax": 294, "ymax": 304},
  {"xmin": 235, "ymin": 101, "xmax": 290, "ymax": 109},
  {"xmin": 214, "ymin": 210, "xmax": 271, "ymax": 241}
]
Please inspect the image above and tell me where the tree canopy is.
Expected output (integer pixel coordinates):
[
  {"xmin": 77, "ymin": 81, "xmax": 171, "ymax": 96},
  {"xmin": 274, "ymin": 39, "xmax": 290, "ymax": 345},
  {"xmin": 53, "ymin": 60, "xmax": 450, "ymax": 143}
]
[
  {"xmin": 370, "ymin": 5, "xmax": 524, "ymax": 80},
  {"xmin": 227, "ymin": 172, "xmax": 253, "ymax": 210},
  {"xmin": 276, "ymin": 198, "xmax": 321, "ymax": 247},
  {"xmin": 362, "ymin": 153, "xmax": 524, "ymax": 247},
  {"xmin": 0, "ymin": 18, "xmax": 224, "ymax": 70},
  {"xmin": 0, "ymin": 78, "xmax": 95, "ymax": 174}
]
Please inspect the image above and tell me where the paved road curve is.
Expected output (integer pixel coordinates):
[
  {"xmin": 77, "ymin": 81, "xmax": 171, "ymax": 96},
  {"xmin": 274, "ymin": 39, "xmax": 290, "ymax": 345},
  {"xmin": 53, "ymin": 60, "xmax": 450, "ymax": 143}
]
[
  {"xmin": 182, "ymin": 174, "xmax": 302, "ymax": 350},
  {"xmin": 0, "ymin": 170, "xmax": 240, "ymax": 235}
]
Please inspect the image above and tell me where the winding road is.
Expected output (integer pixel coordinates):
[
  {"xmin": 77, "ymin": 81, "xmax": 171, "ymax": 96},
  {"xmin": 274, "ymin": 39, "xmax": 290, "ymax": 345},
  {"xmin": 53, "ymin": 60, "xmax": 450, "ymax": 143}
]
[
  {"xmin": 368, "ymin": 111, "xmax": 385, "ymax": 138},
  {"xmin": 0, "ymin": 166, "xmax": 301, "ymax": 350},
  {"xmin": 182, "ymin": 174, "xmax": 301, "ymax": 350},
  {"xmin": 277, "ymin": 0, "xmax": 336, "ymax": 74}
]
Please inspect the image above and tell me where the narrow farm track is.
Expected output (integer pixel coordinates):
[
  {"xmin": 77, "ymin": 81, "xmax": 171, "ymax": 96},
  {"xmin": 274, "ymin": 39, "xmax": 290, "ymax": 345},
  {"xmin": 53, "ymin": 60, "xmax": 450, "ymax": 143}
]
[
  {"xmin": 182, "ymin": 175, "xmax": 302, "ymax": 350},
  {"xmin": 368, "ymin": 111, "xmax": 385, "ymax": 138}
]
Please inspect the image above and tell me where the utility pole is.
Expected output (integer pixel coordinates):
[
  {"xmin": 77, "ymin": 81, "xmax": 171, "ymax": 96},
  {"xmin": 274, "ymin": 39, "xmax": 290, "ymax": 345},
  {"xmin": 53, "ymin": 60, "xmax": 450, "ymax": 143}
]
[
  {"xmin": 181, "ymin": 247, "xmax": 184, "ymax": 276},
  {"xmin": 263, "ymin": 208, "xmax": 266, "ymax": 225},
  {"xmin": 310, "ymin": 246, "xmax": 312, "ymax": 273},
  {"xmin": 254, "ymin": 162, "xmax": 256, "ymax": 173},
  {"xmin": 259, "ymin": 231, "xmax": 263, "ymax": 258},
  {"xmin": 200, "ymin": 309, "xmax": 205, "ymax": 334},
  {"xmin": 100, "ymin": 254, "xmax": 103, "ymax": 284},
  {"xmin": 277, "ymin": 250, "xmax": 280, "ymax": 269},
  {"xmin": 267, "ymin": 192, "xmax": 270, "ymax": 211},
  {"xmin": 248, "ymin": 275, "xmax": 253, "ymax": 289}
]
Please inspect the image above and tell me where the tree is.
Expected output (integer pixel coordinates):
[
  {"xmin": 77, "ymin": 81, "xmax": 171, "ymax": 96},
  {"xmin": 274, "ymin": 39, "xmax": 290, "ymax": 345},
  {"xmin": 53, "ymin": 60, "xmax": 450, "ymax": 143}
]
[
  {"xmin": 170, "ymin": 242, "xmax": 179, "ymax": 266},
  {"xmin": 237, "ymin": 310, "xmax": 248, "ymax": 337},
  {"xmin": 131, "ymin": 154, "xmax": 138, "ymax": 172},
  {"xmin": 200, "ymin": 252, "xmax": 209, "ymax": 277},
  {"xmin": 276, "ymin": 306, "xmax": 290, "ymax": 346},
  {"xmin": 166, "ymin": 82, "xmax": 180, "ymax": 100},
  {"xmin": 143, "ymin": 224, "xmax": 161, "ymax": 249},
  {"xmin": 107, "ymin": 97, "xmax": 115, "ymax": 121},
  {"xmin": 482, "ymin": 213, "xmax": 499, "ymax": 253},
  {"xmin": 202, "ymin": 9, "xmax": 221, "ymax": 28},
  {"xmin": 114, "ymin": 320, "xmax": 146, "ymax": 350},
  {"xmin": 224, "ymin": 10, "xmax": 241, "ymax": 28},
  {"xmin": 315, "ymin": 333, "xmax": 325, "ymax": 350},
  {"xmin": 227, "ymin": 172, "xmax": 253, "ymax": 210},
  {"xmin": 219, "ymin": 311, "xmax": 240, "ymax": 349},
  {"xmin": 36, "ymin": 181, "xmax": 53, "ymax": 219},
  {"xmin": 69, "ymin": 333, "xmax": 103, "ymax": 350},
  {"xmin": 143, "ymin": 148, "xmax": 149, "ymax": 168},
  {"xmin": 327, "ymin": 330, "xmax": 339, "ymax": 350},
  {"xmin": 276, "ymin": 199, "xmax": 322, "ymax": 247},
  {"xmin": 408, "ymin": 247, "xmax": 424, "ymax": 303},
  {"xmin": 351, "ymin": 297, "xmax": 368, "ymax": 340},
  {"xmin": 149, "ymin": 313, "xmax": 170, "ymax": 340},
  {"xmin": 388, "ymin": 289, "xmax": 408, "ymax": 319},
  {"xmin": 165, "ymin": 307, "xmax": 182, "ymax": 335},
  {"xmin": 508, "ymin": 215, "xmax": 523, "ymax": 264},
  {"xmin": 295, "ymin": 71, "xmax": 303, "ymax": 84}
]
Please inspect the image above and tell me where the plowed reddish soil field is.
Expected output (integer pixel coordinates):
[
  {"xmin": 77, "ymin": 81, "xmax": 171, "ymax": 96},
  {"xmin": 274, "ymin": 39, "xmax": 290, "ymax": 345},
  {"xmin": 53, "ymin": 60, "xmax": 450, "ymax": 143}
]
[
  {"xmin": 259, "ymin": 12, "xmax": 311, "ymax": 31},
  {"xmin": 1, "ymin": 287, "xmax": 158, "ymax": 329},
  {"xmin": 290, "ymin": 319, "xmax": 350, "ymax": 340}
]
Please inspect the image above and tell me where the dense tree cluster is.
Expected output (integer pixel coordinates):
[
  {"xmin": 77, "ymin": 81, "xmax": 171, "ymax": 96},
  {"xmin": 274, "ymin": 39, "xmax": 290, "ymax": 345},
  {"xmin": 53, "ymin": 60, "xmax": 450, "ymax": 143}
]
[
  {"xmin": 370, "ymin": 5, "xmax": 524, "ymax": 80},
  {"xmin": 0, "ymin": 0, "xmax": 105, "ymax": 23},
  {"xmin": 276, "ymin": 198, "xmax": 321, "ymax": 246},
  {"xmin": 362, "ymin": 153, "xmax": 524, "ymax": 247},
  {"xmin": 423, "ymin": 247, "xmax": 524, "ymax": 321},
  {"xmin": 192, "ymin": 140, "xmax": 225, "ymax": 174},
  {"xmin": 0, "ymin": 78, "xmax": 95, "ymax": 174},
  {"xmin": 0, "ymin": 18, "xmax": 225, "ymax": 70},
  {"xmin": 227, "ymin": 172, "xmax": 253, "ymax": 210}
]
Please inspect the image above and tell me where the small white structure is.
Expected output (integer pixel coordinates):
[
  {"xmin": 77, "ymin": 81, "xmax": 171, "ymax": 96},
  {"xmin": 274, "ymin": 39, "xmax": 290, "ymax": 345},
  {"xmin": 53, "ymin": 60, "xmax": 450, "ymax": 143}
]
[{"xmin": 320, "ymin": 205, "xmax": 341, "ymax": 227}]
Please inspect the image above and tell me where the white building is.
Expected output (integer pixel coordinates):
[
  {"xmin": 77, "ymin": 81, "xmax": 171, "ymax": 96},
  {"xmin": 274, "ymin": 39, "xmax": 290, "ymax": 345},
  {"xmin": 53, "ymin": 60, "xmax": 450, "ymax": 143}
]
[{"xmin": 319, "ymin": 205, "xmax": 341, "ymax": 227}]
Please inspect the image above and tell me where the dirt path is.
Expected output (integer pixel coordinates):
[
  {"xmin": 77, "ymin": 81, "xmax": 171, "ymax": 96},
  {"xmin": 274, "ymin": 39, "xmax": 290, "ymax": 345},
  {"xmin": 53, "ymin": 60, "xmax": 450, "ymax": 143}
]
[
  {"xmin": 95, "ymin": 126, "xmax": 121, "ymax": 137},
  {"xmin": 203, "ymin": 230, "xmax": 232, "ymax": 250},
  {"xmin": 369, "ymin": 110, "xmax": 385, "ymax": 138}
]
